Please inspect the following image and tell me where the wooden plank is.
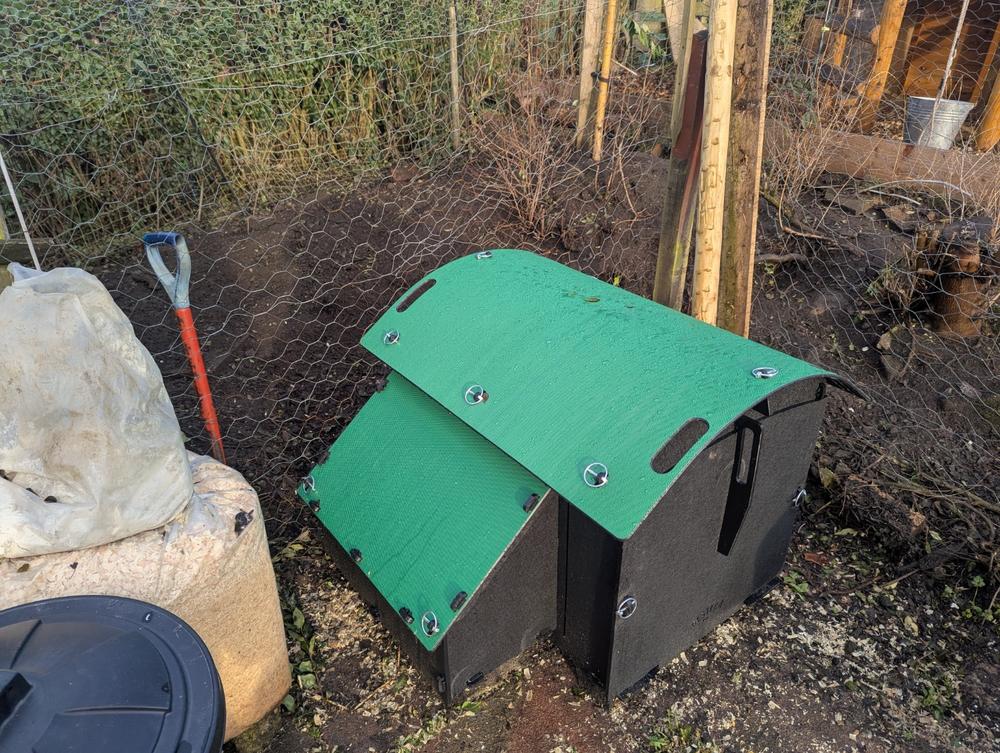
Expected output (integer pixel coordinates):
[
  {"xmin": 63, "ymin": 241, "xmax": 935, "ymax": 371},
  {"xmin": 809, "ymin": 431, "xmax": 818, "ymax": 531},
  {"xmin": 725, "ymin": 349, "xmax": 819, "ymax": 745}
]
[
  {"xmin": 972, "ymin": 19, "xmax": 1000, "ymax": 104},
  {"xmin": 691, "ymin": 0, "xmax": 738, "ymax": 325},
  {"xmin": 653, "ymin": 0, "xmax": 700, "ymax": 308},
  {"xmin": 668, "ymin": 0, "xmax": 699, "ymax": 132},
  {"xmin": 885, "ymin": 20, "xmax": 915, "ymax": 102},
  {"xmin": 653, "ymin": 30, "xmax": 708, "ymax": 308},
  {"xmin": 717, "ymin": 0, "xmax": 773, "ymax": 337},
  {"xmin": 765, "ymin": 120, "xmax": 1000, "ymax": 209},
  {"xmin": 575, "ymin": 0, "xmax": 603, "ymax": 149},
  {"xmin": 859, "ymin": 0, "xmax": 907, "ymax": 130},
  {"xmin": 801, "ymin": 15, "xmax": 823, "ymax": 58},
  {"xmin": 976, "ymin": 67, "xmax": 1000, "ymax": 150}
]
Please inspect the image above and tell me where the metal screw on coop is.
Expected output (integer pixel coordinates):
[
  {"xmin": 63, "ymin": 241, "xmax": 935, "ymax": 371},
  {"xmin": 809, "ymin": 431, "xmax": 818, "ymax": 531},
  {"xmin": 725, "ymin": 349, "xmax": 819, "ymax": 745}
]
[
  {"xmin": 421, "ymin": 611, "xmax": 440, "ymax": 636},
  {"xmin": 583, "ymin": 462, "xmax": 609, "ymax": 488},
  {"xmin": 792, "ymin": 488, "xmax": 808, "ymax": 509},
  {"xmin": 383, "ymin": 330, "xmax": 400, "ymax": 345},
  {"xmin": 616, "ymin": 597, "xmax": 637, "ymax": 620},
  {"xmin": 475, "ymin": 250, "xmax": 493, "ymax": 260},
  {"xmin": 751, "ymin": 366, "xmax": 778, "ymax": 379},
  {"xmin": 464, "ymin": 384, "xmax": 488, "ymax": 405}
]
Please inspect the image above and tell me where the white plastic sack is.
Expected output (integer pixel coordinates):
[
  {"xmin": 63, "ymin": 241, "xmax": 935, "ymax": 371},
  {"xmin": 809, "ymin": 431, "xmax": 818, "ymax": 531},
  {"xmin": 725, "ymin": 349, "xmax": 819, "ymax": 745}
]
[
  {"xmin": 1, "ymin": 454, "xmax": 291, "ymax": 741},
  {"xmin": 0, "ymin": 263, "xmax": 193, "ymax": 557}
]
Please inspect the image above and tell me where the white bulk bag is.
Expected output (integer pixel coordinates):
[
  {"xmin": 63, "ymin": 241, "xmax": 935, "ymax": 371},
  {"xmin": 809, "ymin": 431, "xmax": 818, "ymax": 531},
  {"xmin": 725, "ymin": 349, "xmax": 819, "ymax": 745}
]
[
  {"xmin": 0, "ymin": 453, "xmax": 291, "ymax": 741},
  {"xmin": 0, "ymin": 264, "xmax": 192, "ymax": 557}
]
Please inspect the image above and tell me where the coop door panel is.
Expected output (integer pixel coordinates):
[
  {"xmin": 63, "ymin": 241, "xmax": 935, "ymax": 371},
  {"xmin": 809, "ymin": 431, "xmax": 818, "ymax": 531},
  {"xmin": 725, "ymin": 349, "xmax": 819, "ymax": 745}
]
[{"xmin": 299, "ymin": 372, "xmax": 546, "ymax": 651}]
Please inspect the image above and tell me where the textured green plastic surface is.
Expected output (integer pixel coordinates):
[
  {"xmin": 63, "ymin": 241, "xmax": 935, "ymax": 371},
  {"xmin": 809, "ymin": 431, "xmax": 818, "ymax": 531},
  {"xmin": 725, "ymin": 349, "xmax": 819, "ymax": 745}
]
[
  {"xmin": 298, "ymin": 372, "xmax": 546, "ymax": 650},
  {"xmin": 362, "ymin": 249, "xmax": 832, "ymax": 540}
]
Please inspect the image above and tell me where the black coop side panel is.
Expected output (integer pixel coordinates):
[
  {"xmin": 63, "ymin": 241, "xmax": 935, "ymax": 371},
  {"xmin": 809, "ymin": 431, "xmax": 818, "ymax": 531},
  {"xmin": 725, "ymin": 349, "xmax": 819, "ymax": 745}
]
[
  {"xmin": 439, "ymin": 490, "xmax": 560, "ymax": 700},
  {"xmin": 604, "ymin": 387, "xmax": 828, "ymax": 698},
  {"xmin": 317, "ymin": 490, "xmax": 560, "ymax": 703}
]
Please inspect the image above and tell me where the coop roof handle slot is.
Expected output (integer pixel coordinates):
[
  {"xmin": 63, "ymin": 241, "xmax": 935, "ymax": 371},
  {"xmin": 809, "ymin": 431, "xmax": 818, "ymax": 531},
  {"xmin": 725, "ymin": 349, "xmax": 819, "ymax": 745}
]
[
  {"xmin": 717, "ymin": 415, "xmax": 762, "ymax": 556},
  {"xmin": 396, "ymin": 278, "xmax": 437, "ymax": 313}
]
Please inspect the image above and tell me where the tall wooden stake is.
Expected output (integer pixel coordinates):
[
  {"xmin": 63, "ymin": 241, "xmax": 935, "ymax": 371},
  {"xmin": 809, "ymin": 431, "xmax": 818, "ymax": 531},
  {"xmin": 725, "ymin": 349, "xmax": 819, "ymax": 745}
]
[
  {"xmin": 717, "ymin": 0, "xmax": 773, "ymax": 336},
  {"xmin": 449, "ymin": 1, "xmax": 462, "ymax": 151},
  {"xmin": 858, "ymin": 0, "xmax": 906, "ymax": 131},
  {"xmin": 591, "ymin": 0, "xmax": 620, "ymax": 161},
  {"xmin": 691, "ymin": 0, "xmax": 738, "ymax": 325},
  {"xmin": 575, "ymin": 0, "xmax": 603, "ymax": 149}
]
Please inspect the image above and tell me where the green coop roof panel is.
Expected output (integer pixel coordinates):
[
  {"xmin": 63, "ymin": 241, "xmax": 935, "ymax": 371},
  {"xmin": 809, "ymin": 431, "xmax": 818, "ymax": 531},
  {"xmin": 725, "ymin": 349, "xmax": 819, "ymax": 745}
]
[
  {"xmin": 298, "ymin": 372, "xmax": 546, "ymax": 650},
  {"xmin": 362, "ymin": 250, "xmax": 832, "ymax": 540}
]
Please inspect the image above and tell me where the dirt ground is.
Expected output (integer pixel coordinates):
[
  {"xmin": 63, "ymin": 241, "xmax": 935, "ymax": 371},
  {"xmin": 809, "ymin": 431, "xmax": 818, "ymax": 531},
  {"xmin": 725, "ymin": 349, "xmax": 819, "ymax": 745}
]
[{"xmin": 92, "ymin": 154, "xmax": 999, "ymax": 752}]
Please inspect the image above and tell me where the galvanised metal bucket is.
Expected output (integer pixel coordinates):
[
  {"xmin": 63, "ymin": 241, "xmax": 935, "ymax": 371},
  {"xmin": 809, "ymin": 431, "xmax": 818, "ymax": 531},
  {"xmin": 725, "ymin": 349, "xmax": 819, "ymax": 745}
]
[{"xmin": 904, "ymin": 96, "xmax": 974, "ymax": 150}]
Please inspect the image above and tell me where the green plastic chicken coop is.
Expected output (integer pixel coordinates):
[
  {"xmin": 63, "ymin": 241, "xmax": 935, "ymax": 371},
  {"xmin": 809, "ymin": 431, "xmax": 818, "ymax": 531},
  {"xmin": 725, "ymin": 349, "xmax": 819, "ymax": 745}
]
[{"xmin": 298, "ymin": 249, "xmax": 858, "ymax": 701}]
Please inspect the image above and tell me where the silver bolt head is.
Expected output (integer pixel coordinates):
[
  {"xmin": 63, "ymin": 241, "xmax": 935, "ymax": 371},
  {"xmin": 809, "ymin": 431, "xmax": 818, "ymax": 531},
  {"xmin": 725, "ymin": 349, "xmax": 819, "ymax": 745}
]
[
  {"xmin": 475, "ymin": 250, "xmax": 493, "ymax": 260},
  {"xmin": 464, "ymin": 385, "xmax": 488, "ymax": 405},
  {"xmin": 421, "ymin": 611, "xmax": 439, "ymax": 636},
  {"xmin": 752, "ymin": 366, "xmax": 778, "ymax": 379},
  {"xmin": 383, "ymin": 330, "xmax": 400, "ymax": 345},
  {"xmin": 583, "ymin": 462, "xmax": 609, "ymax": 488},
  {"xmin": 616, "ymin": 596, "xmax": 637, "ymax": 619}
]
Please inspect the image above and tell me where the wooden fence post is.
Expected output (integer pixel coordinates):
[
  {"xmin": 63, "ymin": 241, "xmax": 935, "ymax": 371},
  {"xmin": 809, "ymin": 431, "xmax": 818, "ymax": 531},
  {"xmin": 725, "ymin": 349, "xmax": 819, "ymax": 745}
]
[
  {"xmin": 717, "ymin": 0, "xmax": 773, "ymax": 336},
  {"xmin": 691, "ymin": 0, "xmax": 738, "ymax": 325},
  {"xmin": 448, "ymin": 1, "xmax": 462, "ymax": 151},
  {"xmin": 858, "ymin": 0, "xmax": 906, "ymax": 131},
  {"xmin": 575, "ymin": 0, "xmax": 603, "ymax": 149}
]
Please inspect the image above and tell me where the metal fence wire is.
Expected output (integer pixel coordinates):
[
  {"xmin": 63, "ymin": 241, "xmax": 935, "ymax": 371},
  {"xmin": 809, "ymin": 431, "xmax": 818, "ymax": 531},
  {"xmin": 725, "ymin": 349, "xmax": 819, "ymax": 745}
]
[{"xmin": 1, "ymin": 0, "xmax": 997, "ymax": 576}]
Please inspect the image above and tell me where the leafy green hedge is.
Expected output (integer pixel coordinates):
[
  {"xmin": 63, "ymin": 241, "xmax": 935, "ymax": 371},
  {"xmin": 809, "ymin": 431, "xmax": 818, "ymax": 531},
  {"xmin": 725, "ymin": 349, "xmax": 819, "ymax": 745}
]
[{"xmin": 1, "ymin": 0, "xmax": 564, "ymax": 246}]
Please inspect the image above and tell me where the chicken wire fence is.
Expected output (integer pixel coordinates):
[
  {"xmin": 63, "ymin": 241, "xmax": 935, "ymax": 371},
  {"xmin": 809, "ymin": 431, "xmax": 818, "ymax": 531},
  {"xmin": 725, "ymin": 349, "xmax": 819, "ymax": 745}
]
[{"xmin": 1, "ymin": 0, "xmax": 997, "ymax": 573}]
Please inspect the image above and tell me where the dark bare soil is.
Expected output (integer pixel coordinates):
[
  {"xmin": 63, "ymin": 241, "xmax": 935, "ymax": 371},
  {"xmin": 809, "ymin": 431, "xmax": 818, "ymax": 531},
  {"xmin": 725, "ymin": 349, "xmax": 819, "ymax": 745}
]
[{"xmin": 85, "ymin": 156, "xmax": 999, "ymax": 753}]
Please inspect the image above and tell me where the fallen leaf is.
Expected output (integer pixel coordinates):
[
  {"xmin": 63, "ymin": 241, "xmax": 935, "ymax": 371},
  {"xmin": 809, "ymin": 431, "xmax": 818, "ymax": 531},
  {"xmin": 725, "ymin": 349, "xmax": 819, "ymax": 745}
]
[
  {"xmin": 819, "ymin": 466, "xmax": 836, "ymax": 488},
  {"xmin": 804, "ymin": 552, "xmax": 831, "ymax": 566}
]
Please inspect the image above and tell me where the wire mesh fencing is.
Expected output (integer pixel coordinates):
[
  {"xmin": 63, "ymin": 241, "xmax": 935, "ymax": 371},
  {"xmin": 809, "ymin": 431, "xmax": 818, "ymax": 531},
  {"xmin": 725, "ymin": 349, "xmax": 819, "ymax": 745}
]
[
  {"xmin": 763, "ymin": 0, "xmax": 1000, "ymax": 575},
  {"xmin": 1, "ymin": 0, "xmax": 997, "ymax": 575}
]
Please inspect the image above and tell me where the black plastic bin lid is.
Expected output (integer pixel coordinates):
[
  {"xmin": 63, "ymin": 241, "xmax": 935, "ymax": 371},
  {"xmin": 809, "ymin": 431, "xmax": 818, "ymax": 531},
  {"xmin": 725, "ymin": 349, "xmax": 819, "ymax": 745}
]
[{"xmin": 0, "ymin": 595, "xmax": 225, "ymax": 753}]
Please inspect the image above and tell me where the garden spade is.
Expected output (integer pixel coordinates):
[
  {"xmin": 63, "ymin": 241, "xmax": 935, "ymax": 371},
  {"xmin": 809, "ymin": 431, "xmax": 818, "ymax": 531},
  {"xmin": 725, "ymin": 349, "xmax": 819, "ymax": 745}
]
[{"xmin": 143, "ymin": 232, "xmax": 226, "ymax": 463}]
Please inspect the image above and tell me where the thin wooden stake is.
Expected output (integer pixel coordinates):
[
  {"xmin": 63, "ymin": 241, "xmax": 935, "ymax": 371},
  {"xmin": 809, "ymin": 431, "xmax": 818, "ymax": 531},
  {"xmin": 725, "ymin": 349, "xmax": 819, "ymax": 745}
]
[
  {"xmin": 449, "ymin": 1, "xmax": 462, "ymax": 151},
  {"xmin": 717, "ymin": 0, "xmax": 773, "ymax": 336},
  {"xmin": 691, "ymin": 0, "xmax": 738, "ymax": 325},
  {"xmin": 575, "ymin": 0, "xmax": 603, "ymax": 149},
  {"xmin": 591, "ymin": 0, "xmax": 621, "ymax": 161}
]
